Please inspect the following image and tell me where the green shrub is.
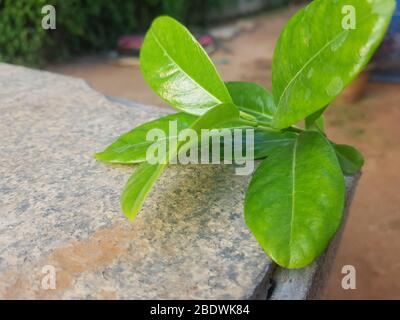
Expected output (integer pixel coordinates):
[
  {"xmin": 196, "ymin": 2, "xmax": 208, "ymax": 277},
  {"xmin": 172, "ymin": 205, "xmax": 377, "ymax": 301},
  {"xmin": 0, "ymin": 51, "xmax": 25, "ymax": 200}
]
[
  {"xmin": 0, "ymin": 0, "xmax": 288, "ymax": 67},
  {"xmin": 0, "ymin": 0, "xmax": 139, "ymax": 66},
  {"xmin": 43, "ymin": 0, "xmax": 138, "ymax": 63},
  {"xmin": 0, "ymin": 0, "xmax": 47, "ymax": 66}
]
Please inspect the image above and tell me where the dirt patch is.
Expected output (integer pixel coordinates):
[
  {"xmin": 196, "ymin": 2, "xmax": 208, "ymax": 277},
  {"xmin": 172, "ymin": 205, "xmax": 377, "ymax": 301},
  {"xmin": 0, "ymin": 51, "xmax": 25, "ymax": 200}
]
[
  {"xmin": 0, "ymin": 223, "xmax": 148, "ymax": 299},
  {"xmin": 325, "ymin": 83, "xmax": 400, "ymax": 299}
]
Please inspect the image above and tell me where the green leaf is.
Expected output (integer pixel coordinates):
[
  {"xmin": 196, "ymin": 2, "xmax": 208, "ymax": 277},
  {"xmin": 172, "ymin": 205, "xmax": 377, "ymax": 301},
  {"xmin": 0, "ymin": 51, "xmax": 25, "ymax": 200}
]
[
  {"xmin": 225, "ymin": 81, "xmax": 276, "ymax": 124},
  {"xmin": 245, "ymin": 131, "xmax": 345, "ymax": 268},
  {"xmin": 121, "ymin": 103, "xmax": 240, "ymax": 220},
  {"xmin": 272, "ymin": 0, "xmax": 395, "ymax": 129},
  {"xmin": 220, "ymin": 129, "xmax": 297, "ymax": 160},
  {"xmin": 305, "ymin": 114, "xmax": 325, "ymax": 132},
  {"xmin": 95, "ymin": 112, "xmax": 197, "ymax": 164},
  {"xmin": 305, "ymin": 107, "xmax": 327, "ymax": 132},
  {"xmin": 121, "ymin": 162, "xmax": 167, "ymax": 221},
  {"xmin": 140, "ymin": 16, "xmax": 232, "ymax": 115},
  {"xmin": 250, "ymin": 130, "xmax": 298, "ymax": 159},
  {"xmin": 334, "ymin": 143, "xmax": 364, "ymax": 176},
  {"xmin": 189, "ymin": 103, "xmax": 240, "ymax": 132}
]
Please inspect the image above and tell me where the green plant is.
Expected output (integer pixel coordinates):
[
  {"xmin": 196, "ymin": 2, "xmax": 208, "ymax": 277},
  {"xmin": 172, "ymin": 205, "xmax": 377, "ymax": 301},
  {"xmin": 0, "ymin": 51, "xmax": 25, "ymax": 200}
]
[
  {"xmin": 0, "ymin": 0, "xmax": 138, "ymax": 66},
  {"xmin": 96, "ymin": 0, "xmax": 395, "ymax": 268},
  {"xmin": 1, "ymin": 0, "xmax": 271, "ymax": 67},
  {"xmin": 44, "ymin": 0, "xmax": 138, "ymax": 62},
  {"xmin": 0, "ymin": 0, "xmax": 47, "ymax": 66}
]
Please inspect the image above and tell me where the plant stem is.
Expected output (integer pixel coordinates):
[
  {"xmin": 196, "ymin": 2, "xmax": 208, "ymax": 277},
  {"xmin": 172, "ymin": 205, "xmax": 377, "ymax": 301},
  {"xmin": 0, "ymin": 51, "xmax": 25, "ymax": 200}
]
[
  {"xmin": 239, "ymin": 111, "xmax": 258, "ymax": 124},
  {"xmin": 284, "ymin": 126, "xmax": 304, "ymax": 134},
  {"xmin": 238, "ymin": 118, "xmax": 259, "ymax": 127},
  {"xmin": 239, "ymin": 111, "xmax": 304, "ymax": 134},
  {"xmin": 255, "ymin": 126, "xmax": 281, "ymax": 133}
]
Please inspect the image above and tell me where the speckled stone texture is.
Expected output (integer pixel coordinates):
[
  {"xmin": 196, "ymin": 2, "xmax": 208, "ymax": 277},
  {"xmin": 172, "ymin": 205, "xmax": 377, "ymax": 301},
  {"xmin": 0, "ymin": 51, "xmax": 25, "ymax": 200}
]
[{"xmin": 0, "ymin": 64, "xmax": 358, "ymax": 299}]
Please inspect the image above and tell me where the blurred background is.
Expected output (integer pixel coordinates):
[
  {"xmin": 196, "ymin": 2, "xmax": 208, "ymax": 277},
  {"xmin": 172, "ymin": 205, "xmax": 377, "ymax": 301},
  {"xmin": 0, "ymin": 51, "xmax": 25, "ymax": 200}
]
[{"xmin": 1, "ymin": 0, "xmax": 399, "ymax": 299}]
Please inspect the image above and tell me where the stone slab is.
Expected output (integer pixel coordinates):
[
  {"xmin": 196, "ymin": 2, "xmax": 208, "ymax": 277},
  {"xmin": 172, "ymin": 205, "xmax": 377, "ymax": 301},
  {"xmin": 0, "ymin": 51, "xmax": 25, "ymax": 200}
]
[{"xmin": 0, "ymin": 64, "xmax": 358, "ymax": 299}]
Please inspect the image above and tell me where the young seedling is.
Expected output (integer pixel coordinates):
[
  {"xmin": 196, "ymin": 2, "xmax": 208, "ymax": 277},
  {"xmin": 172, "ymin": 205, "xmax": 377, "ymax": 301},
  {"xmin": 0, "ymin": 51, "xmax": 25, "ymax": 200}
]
[{"xmin": 96, "ymin": 0, "xmax": 395, "ymax": 268}]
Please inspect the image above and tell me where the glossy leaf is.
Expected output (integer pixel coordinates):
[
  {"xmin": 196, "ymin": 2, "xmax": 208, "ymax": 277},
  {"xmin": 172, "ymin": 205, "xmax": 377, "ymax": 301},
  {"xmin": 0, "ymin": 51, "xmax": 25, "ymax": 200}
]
[
  {"xmin": 121, "ymin": 103, "xmax": 240, "ymax": 220},
  {"xmin": 221, "ymin": 129, "xmax": 297, "ymax": 160},
  {"xmin": 121, "ymin": 162, "xmax": 167, "ymax": 221},
  {"xmin": 250, "ymin": 130, "xmax": 297, "ymax": 159},
  {"xmin": 334, "ymin": 143, "xmax": 364, "ymax": 176},
  {"xmin": 226, "ymin": 81, "xmax": 276, "ymax": 124},
  {"xmin": 95, "ymin": 113, "xmax": 197, "ymax": 164},
  {"xmin": 305, "ymin": 107, "xmax": 327, "ymax": 132},
  {"xmin": 245, "ymin": 131, "xmax": 345, "ymax": 268},
  {"xmin": 305, "ymin": 114, "xmax": 325, "ymax": 132},
  {"xmin": 189, "ymin": 103, "xmax": 240, "ymax": 132},
  {"xmin": 313, "ymin": 116, "xmax": 325, "ymax": 132},
  {"xmin": 140, "ymin": 16, "xmax": 232, "ymax": 115},
  {"xmin": 272, "ymin": 0, "xmax": 396, "ymax": 128}
]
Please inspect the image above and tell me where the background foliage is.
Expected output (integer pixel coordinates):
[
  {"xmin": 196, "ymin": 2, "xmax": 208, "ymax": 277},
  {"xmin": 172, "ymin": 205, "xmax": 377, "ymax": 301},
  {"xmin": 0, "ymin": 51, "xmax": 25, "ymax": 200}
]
[{"xmin": 0, "ymin": 0, "xmax": 288, "ymax": 67}]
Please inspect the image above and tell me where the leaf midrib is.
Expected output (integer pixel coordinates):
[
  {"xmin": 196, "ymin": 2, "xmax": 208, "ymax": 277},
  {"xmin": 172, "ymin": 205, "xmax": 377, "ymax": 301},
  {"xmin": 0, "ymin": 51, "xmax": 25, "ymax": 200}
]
[
  {"xmin": 127, "ymin": 163, "xmax": 166, "ymax": 217},
  {"xmin": 276, "ymin": 30, "xmax": 349, "ymax": 110},
  {"xmin": 276, "ymin": 9, "xmax": 379, "ymax": 112},
  {"xmin": 150, "ymin": 29, "xmax": 223, "ymax": 108},
  {"xmin": 238, "ymin": 106, "xmax": 273, "ymax": 121},
  {"xmin": 288, "ymin": 138, "xmax": 298, "ymax": 265},
  {"xmin": 112, "ymin": 124, "xmax": 253, "ymax": 154}
]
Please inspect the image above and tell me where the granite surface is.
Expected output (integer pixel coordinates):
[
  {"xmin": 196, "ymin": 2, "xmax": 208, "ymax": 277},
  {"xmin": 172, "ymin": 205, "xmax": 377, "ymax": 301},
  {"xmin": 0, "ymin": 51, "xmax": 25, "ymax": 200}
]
[
  {"xmin": 0, "ymin": 64, "xmax": 358, "ymax": 299},
  {"xmin": 0, "ymin": 64, "xmax": 272, "ymax": 299}
]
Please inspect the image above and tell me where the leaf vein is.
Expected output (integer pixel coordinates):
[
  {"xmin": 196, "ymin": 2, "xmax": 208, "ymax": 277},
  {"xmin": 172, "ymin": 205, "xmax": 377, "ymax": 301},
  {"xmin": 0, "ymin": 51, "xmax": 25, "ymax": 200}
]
[
  {"xmin": 276, "ymin": 10, "xmax": 379, "ymax": 111},
  {"xmin": 289, "ymin": 138, "xmax": 298, "ymax": 265},
  {"xmin": 150, "ymin": 29, "xmax": 222, "ymax": 108}
]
